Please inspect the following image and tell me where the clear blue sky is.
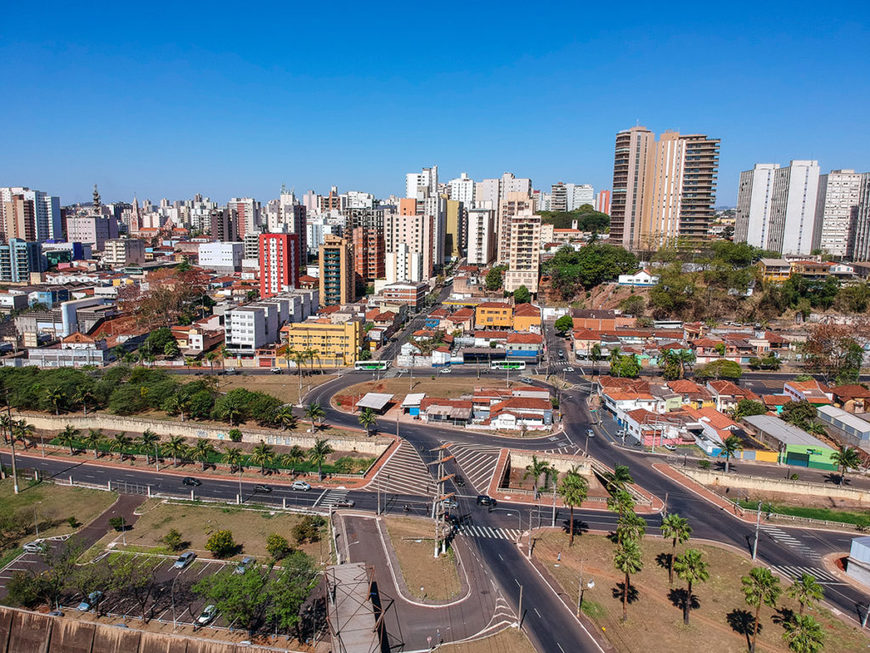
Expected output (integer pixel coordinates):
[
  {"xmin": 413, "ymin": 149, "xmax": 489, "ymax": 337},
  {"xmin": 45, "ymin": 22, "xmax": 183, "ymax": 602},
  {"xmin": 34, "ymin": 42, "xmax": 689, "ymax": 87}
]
[{"xmin": 1, "ymin": 2, "xmax": 868, "ymax": 206}]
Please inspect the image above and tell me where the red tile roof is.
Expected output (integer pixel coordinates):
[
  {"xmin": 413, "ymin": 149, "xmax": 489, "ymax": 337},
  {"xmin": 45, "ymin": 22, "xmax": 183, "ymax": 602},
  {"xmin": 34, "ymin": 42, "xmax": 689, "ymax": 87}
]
[{"xmin": 507, "ymin": 332, "xmax": 543, "ymax": 344}]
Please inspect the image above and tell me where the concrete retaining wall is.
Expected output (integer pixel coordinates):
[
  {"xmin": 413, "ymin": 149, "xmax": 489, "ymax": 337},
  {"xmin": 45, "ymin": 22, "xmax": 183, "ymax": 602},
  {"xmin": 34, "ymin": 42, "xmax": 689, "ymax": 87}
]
[
  {"xmin": 682, "ymin": 467, "xmax": 870, "ymax": 504},
  {"xmin": 509, "ymin": 450, "xmax": 592, "ymax": 476},
  {"xmin": 15, "ymin": 412, "xmax": 391, "ymax": 456}
]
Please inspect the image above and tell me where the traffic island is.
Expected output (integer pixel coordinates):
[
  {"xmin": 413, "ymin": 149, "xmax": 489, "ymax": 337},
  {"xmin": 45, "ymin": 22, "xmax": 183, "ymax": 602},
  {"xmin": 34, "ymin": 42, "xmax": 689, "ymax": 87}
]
[{"xmin": 382, "ymin": 516, "xmax": 462, "ymax": 602}]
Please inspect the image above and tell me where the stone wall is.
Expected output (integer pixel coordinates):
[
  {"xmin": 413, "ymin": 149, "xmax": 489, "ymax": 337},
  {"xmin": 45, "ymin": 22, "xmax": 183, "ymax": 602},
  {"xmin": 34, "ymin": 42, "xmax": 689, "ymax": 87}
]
[
  {"xmin": 16, "ymin": 412, "xmax": 392, "ymax": 456},
  {"xmin": 509, "ymin": 450, "xmax": 592, "ymax": 476},
  {"xmin": 682, "ymin": 467, "xmax": 870, "ymax": 504}
]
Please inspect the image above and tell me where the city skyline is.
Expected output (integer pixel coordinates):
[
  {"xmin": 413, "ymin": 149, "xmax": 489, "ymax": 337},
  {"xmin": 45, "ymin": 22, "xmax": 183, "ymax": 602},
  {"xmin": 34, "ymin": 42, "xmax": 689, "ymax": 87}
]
[{"xmin": 1, "ymin": 3, "xmax": 867, "ymax": 205}]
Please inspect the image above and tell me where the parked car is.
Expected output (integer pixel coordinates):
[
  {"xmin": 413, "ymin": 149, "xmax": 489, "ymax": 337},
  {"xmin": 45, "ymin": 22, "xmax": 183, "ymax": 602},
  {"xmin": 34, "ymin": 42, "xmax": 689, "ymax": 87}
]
[
  {"xmin": 476, "ymin": 495, "xmax": 496, "ymax": 507},
  {"xmin": 173, "ymin": 552, "xmax": 196, "ymax": 569},
  {"xmin": 439, "ymin": 368, "xmax": 452, "ymax": 374},
  {"xmin": 23, "ymin": 540, "xmax": 46, "ymax": 554},
  {"xmin": 663, "ymin": 443, "xmax": 677, "ymax": 451},
  {"xmin": 225, "ymin": 368, "xmax": 239, "ymax": 375},
  {"xmin": 615, "ymin": 429, "xmax": 626, "ymax": 438},
  {"xmin": 333, "ymin": 498, "xmax": 355, "ymax": 508},
  {"xmin": 182, "ymin": 477, "xmax": 202, "ymax": 487},
  {"xmin": 197, "ymin": 604, "xmax": 218, "ymax": 626},
  {"xmin": 77, "ymin": 591, "xmax": 103, "ymax": 612},
  {"xmin": 270, "ymin": 368, "xmax": 283, "ymax": 374},
  {"xmin": 291, "ymin": 480, "xmax": 311, "ymax": 491},
  {"xmin": 558, "ymin": 350, "xmax": 565, "ymax": 359},
  {"xmin": 234, "ymin": 556, "xmax": 256, "ymax": 575},
  {"xmin": 254, "ymin": 484, "xmax": 272, "ymax": 493}
]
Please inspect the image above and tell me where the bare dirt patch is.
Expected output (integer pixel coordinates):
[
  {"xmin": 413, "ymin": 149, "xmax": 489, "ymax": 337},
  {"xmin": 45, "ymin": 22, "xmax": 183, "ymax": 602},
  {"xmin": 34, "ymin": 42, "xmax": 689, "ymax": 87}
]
[
  {"xmin": 384, "ymin": 516, "xmax": 462, "ymax": 601},
  {"xmin": 439, "ymin": 627, "xmax": 536, "ymax": 653}
]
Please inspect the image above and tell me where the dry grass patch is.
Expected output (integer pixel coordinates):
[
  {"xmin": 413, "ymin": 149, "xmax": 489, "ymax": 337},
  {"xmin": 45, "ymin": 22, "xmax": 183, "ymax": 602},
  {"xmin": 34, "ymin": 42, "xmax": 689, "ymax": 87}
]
[
  {"xmin": 384, "ymin": 517, "xmax": 461, "ymax": 601},
  {"xmin": 533, "ymin": 530, "xmax": 868, "ymax": 653},
  {"xmin": 120, "ymin": 501, "xmax": 330, "ymax": 561},
  {"xmin": 211, "ymin": 372, "xmax": 336, "ymax": 405},
  {"xmin": 439, "ymin": 627, "xmax": 535, "ymax": 653}
]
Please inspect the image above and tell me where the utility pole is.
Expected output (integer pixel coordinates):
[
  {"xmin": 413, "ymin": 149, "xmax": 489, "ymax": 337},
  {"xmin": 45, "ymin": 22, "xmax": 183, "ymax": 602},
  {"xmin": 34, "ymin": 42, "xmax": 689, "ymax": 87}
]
[
  {"xmin": 577, "ymin": 558, "xmax": 584, "ymax": 617},
  {"xmin": 5, "ymin": 395, "xmax": 19, "ymax": 494},
  {"xmin": 515, "ymin": 579, "xmax": 524, "ymax": 628},
  {"xmin": 752, "ymin": 501, "xmax": 762, "ymax": 560},
  {"xmin": 551, "ymin": 481, "xmax": 557, "ymax": 528}
]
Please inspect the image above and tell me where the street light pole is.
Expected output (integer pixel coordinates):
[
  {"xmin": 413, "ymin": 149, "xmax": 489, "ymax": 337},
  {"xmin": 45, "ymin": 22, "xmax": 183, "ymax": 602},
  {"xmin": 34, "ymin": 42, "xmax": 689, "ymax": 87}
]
[
  {"xmin": 6, "ymin": 397, "xmax": 19, "ymax": 495},
  {"xmin": 752, "ymin": 501, "xmax": 762, "ymax": 560},
  {"xmin": 551, "ymin": 482, "xmax": 557, "ymax": 528}
]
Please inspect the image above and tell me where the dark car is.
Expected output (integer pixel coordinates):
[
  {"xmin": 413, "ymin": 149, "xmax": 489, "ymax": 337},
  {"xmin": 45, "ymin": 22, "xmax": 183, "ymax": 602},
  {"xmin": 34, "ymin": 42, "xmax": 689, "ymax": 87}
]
[
  {"xmin": 476, "ymin": 495, "xmax": 496, "ymax": 507},
  {"xmin": 182, "ymin": 477, "xmax": 202, "ymax": 487},
  {"xmin": 453, "ymin": 475, "xmax": 466, "ymax": 487},
  {"xmin": 254, "ymin": 484, "xmax": 272, "ymax": 493}
]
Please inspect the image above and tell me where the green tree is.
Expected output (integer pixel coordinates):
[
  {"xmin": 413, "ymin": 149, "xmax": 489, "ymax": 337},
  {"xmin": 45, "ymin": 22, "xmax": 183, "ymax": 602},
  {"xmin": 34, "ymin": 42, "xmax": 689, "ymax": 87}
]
[
  {"xmin": 719, "ymin": 435, "xmax": 742, "ymax": 473},
  {"xmin": 109, "ymin": 554, "xmax": 160, "ymax": 621},
  {"xmin": 250, "ymin": 441, "xmax": 275, "ymax": 474},
  {"xmin": 607, "ymin": 489, "xmax": 636, "ymax": 516},
  {"xmin": 787, "ymin": 573, "xmax": 824, "ymax": 617},
  {"xmin": 163, "ymin": 340, "xmax": 180, "ymax": 358},
  {"xmin": 274, "ymin": 405, "xmax": 297, "ymax": 431},
  {"xmin": 831, "ymin": 446, "xmax": 861, "ymax": 486},
  {"xmin": 610, "ymin": 353, "xmax": 641, "ymax": 378},
  {"xmin": 673, "ymin": 548, "xmax": 709, "ymax": 625},
  {"xmin": 619, "ymin": 294, "xmax": 645, "ymax": 317},
  {"xmin": 695, "ymin": 359, "xmax": 743, "ymax": 380},
  {"xmin": 206, "ymin": 529, "xmax": 238, "ymax": 558},
  {"xmin": 266, "ymin": 533, "xmax": 291, "ymax": 560},
  {"xmin": 782, "ymin": 614, "xmax": 825, "ymax": 653},
  {"xmin": 192, "ymin": 439, "xmax": 217, "ymax": 471},
  {"xmin": 308, "ymin": 438, "xmax": 334, "ymax": 479},
  {"xmin": 661, "ymin": 349, "xmax": 695, "ymax": 381},
  {"xmin": 523, "ymin": 455, "xmax": 550, "ymax": 495},
  {"xmin": 139, "ymin": 429, "xmax": 160, "ymax": 464},
  {"xmin": 84, "ymin": 428, "xmax": 104, "ymax": 459},
  {"xmin": 513, "ymin": 285, "xmax": 531, "ymax": 304},
  {"xmin": 615, "ymin": 510, "xmax": 646, "ymax": 545},
  {"xmin": 543, "ymin": 244, "xmax": 638, "ymax": 299},
  {"xmin": 590, "ymin": 343, "xmax": 603, "ymax": 376},
  {"xmin": 163, "ymin": 435, "xmax": 188, "ymax": 467},
  {"xmin": 56, "ymin": 424, "xmax": 80, "ymax": 455},
  {"xmin": 193, "ymin": 566, "xmax": 271, "ymax": 636},
  {"xmin": 558, "ymin": 468, "xmax": 589, "ymax": 546},
  {"xmin": 281, "ymin": 445, "xmax": 306, "ymax": 475},
  {"xmin": 604, "ymin": 465, "xmax": 634, "ymax": 492},
  {"xmin": 358, "ymin": 407, "xmax": 377, "ymax": 436},
  {"xmin": 780, "ymin": 400, "xmax": 818, "ymax": 431},
  {"xmin": 613, "ymin": 537, "xmax": 643, "ymax": 622},
  {"xmin": 554, "ymin": 314, "xmax": 574, "ymax": 335},
  {"xmin": 733, "ymin": 399, "xmax": 767, "ymax": 420},
  {"xmin": 73, "ymin": 387, "xmax": 97, "ymax": 416},
  {"xmin": 111, "ymin": 432, "xmax": 133, "ymax": 461},
  {"xmin": 305, "ymin": 402, "xmax": 325, "ymax": 431},
  {"xmin": 265, "ymin": 552, "xmax": 320, "ymax": 634},
  {"xmin": 741, "ymin": 567, "xmax": 782, "ymax": 653},
  {"xmin": 162, "ymin": 528, "xmax": 185, "ymax": 551},
  {"xmin": 44, "ymin": 387, "xmax": 65, "ymax": 415},
  {"xmin": 660, "ymin": 513, "xmax": 692, "ymax": 584},
  {"xmin": 802, "ymin": 323, "xmax": 864, "ymax": 384},
  {"xmin": 485, "ymin": 265, "xmax": 506, "ymax": 291},
  {"xmin": 223, "ymin": 446, "xmax": 244, "ymax": 473},
  {"xmin": 215, "ymin": 392, "xmax": 246, "ymax": 426}
]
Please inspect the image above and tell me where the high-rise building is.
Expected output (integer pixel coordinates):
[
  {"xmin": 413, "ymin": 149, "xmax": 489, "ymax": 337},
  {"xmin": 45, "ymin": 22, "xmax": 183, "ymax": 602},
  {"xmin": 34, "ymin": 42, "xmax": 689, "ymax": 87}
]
[
  {"xmin": 596, "ymin": 190, "xmax": 611, "ymax": 214},
  {"xmin": 765, "ymin": 161, "xmax": 820, "ymax": 256},
  {"xmin": 103, "ymin": 238, "xmax": 145, "ymax": 267},
  {"xmin": 503, "ymin": 212, "xmax": 541, "ymax": 294},
  {"xmin": 385, "ymin": 212, "xmax": 436, "ymax": 280},
  {"xmin": 502, "ymin": 173, "xmax": 532, "ymax": 196},
  {"xmin": 735, "ymin": 164, "xmax": 780, "ymax": 249},
  {"xmin": 474, "ymin": 178, "xmax": 501, "ymax": 209},
  {"xmin": 209, "ymin": 208, "xmax": 236, "ymax": 241},
  {"xmin": 0, "ymin": 187, "xmax": 62, "ymax": 242},
  {"xmin": 259, "ymin": 233, "xmax": 299, "ymax": 299},
  {"xmin": 65, "ymin": 215, "xmax": 119, "ymax": 250},
  {"xmin": 467, "ymin": 208, "xmax": 497, "ymax": 266},
  {"xmin": 319, "ymin": 186, "xmax": 341, "ymax": 213},
  {"xmin": 567, "ymin": 184, "xmax": 594, "ymax": 211},
  {"xmin": 445, "ymin": 199, "xmax": 465, "ymax": 259},
  {"xmin": 228, "ymin": 197, "xmax": 260, "ymax": 239},
  {"xmin": 0, "ymin": 239, "xmax": 44, "ymax": 282},
  {"xmin": 448, "ymin": 173, "xmax": 475, "ymax": 205},
  {"xmin": 199, "ymin": 242, "xmax": 243, "ymax": 273},
  {"xmin": 405, "ymin": 166, "xmax": 438, "ymax": 199},
  {"xmin": 319, "ymin": 234, "xmax": 353, "ymax": 306},
  {"xmin": 814, "ymin": 169, "xmax": 864, "ymax": 258},
  {"xmin": 497, "ymin": 192, "xmax": 536, "ymax": 265},
  {"xmin": 550, "ymin": 183, "xmax": 568, "ymax": 212},
  {"xmin": 352, "ymin": 226, "xmax": 385, "ymax": 284},
  {"xmin": 610, "ymin": 126, "xmax": 655, "ymax": 248},
  {"xmin": 852, "ymin": 175, "xmax": 870, "ymax": 261},
  {"xmin": 385, "ymin": 243, "xmax": 423, "ymax": 284}
]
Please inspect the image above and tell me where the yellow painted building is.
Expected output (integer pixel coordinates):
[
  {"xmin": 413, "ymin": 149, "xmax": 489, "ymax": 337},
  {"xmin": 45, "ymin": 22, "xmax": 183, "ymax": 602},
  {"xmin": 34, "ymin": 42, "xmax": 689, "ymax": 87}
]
[
  {"xmin": 512, "ymin": 303, "xmax": 542, "ymax": 332},
  {"xmin": 475, "ymin": 302, "xmax": 513, "ymax": 329},
  {"xmin": 281, "ymin": 319, "xmax": 364, "ymax": 367}
]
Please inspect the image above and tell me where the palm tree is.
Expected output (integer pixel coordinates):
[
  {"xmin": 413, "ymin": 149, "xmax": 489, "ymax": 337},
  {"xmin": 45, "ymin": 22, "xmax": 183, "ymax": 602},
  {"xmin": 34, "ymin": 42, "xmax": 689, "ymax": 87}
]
[
  {"xmin": 73, "ymin": 388, "xmax": 96, "ymax": 416},
  {"xmin": 742, "ymin": 567, "xmax": 782, "ymax": 653},
  {"xmin": 358, "ymin": 408, "xmax": 377, "ymax": 437},
  {"xmin": 57, "ymin": 425, "xmax": 80, "ymax": 455},
  {"xmin": 192, "ymin": 439, "xmax": 217, "ymax": 472},
  {"xmin": 111, "ymin": 432, "xmax": 133, "ymax": 461},
  {"xmin": 223, "ymin": 446, "xmax": 243, "ymax": 473},
  {"xmin": 305, "ymin": 402, "xmax": 325, "ymax": 431},
  {"xmin": 308, "ymin": 437, "xmax": 334, "ymax": 480},
  {"xmin": 604, "ymin": 465, "xmax": 633, "ymax": 492},
  {"xmin": 616, "ymin": 510, "xmax": 646, "ymax": 545},
  {"xmin": 590, "ymin": 343, "xmax": 602, "ymax": 377},
  {"xmin": 287, "ymin": 349, "xmax": 308, "ymax": 405},
  {"xmin": 14, "ymin": 420, "xmax": 36, "ymax": 450},
  {"xmin": 218, "ymin": 395, "xmax": 245, "ymax": 426},
  {"xmin": 608, "ymin": 346, "xmax": 622, "ymax": 376},
  {"xmin": 787, "ymin": 574, "xmax": 824, "ymax": 617},
  {"xmin": 163, "ymin": 436, "xmax": 188, "ymax": 467},
  {"xmin": 139, "ymin": 429, "xmax": 160, "ymax": 464},
  {"xmin": 613, "ymin": 537, "xmax": 643, "ymax": 622},
  {"xmin": 782, "ymin": 614, "xmax": 825, "ymax": 653},
  {"xmin": 250, "ymin": 441, "xmax": 274, "ymax": 475},
  {"xmin": 673, "ymin": 548, "xmax": 709, "ymax": 625},
  {"xmin": 831, "ymin": 446, "xmax": 861, "ymax": 486},
  {"xmin": 523, "ymin": 456, "xmax": 550, "ymax": 496},
  {"xmin": 0, "ymin": 414, "xmax": 13, "ymax": 444},
  {"xmin": 558, "ymin": 468, "xmax": 589, "ymax": 546},
  {"xmin": 607, "ymin": 489, "xmax": 636, "ymax": 516},
  {"xmin": 282, "ymin": 445, "xmax": 305, "ymax": 476},
  {"xmin": 44, "ymin": 387, "xmax": 64, "ymax": 415},
  {"xmin": 166, "ymin": 394, "xmax": 192, "ymax": 422},
  {"xmin": 719, "ymin": 435, "xmax": 742, "ymax": 473},
  {"xmin": 84, "ymin": 428, "xmax": 104, "ymax": 459},
  {"xmin": 274, "ymin": 406, "xmax": 297, "ymax": 431},
  {"xmin": 660, "ymin": 513, "xmax": 692, "ymax": 584}
]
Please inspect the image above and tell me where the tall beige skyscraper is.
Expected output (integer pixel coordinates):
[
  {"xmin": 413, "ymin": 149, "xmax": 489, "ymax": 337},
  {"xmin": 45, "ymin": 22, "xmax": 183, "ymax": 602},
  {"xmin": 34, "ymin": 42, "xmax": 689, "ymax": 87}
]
[
  {"xmin": 497, "ymin": 192, "xmax": 536, "ymax": 264},
  {"xmin": 610, "ymin": 126, "xmax": 654, "ymax": 248},
  {"xmin": 503, "ymin": 212, "xmax": 542, "ymax": 294},
  {"xmin": 814, "ymin": 169, "xmax": 865, "ymax": 258}
]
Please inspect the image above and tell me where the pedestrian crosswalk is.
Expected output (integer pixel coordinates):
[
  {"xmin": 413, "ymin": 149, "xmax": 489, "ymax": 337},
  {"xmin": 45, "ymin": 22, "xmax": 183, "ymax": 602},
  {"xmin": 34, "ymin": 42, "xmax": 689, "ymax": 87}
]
[
  {"xmin": 449, "ymin": 444, "xmax": 501, "ymax": 493},
  {"xmin": 771, "ymin": 565, "xmax": 844, "ymax": 585},
  {"xmin": 760, "ymin": 525, "xmax": 818, "ymax": 558},
  {"xmin": 315, "ymin": 489, "xmax": 350, "ymax": 508},
  {"xmin": 457, "ymin": 525, "xmax": 521, "ymax": 541},
  {"xmin": 367, "ymin": 441, "xmax": 435, "ymax": 497}
]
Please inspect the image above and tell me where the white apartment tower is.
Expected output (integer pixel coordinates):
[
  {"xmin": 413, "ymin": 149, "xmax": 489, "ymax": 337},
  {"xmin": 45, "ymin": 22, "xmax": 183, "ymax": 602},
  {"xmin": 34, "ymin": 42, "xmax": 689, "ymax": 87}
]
[
  {"xmin": 448, "ymin": 173, "xmax": 475, "ymax": 205},
  {"xmin": 466, "ymin": 208, "xmax": 497, "ymax": 266},
  {"xmin": 851, "ymin": 175, "xmax": 870, "ymax": 261},
  {"xmin": 765, "ymin": 161, "xmax": 820, "ymax": 256},
  {"xmin": 385, "ymin": 213, "xmax": 436, "ymax": 281},
  {"xmin": 735, "ymin": 164, "xmax": 780, "ymax": 249},
  {"xmin": 814, "ymin": 169, "xmax": 864, "ymax": 258},
  {"xmin": 405, "ymin": 166, "xmax": 438, "ymax": 199}
]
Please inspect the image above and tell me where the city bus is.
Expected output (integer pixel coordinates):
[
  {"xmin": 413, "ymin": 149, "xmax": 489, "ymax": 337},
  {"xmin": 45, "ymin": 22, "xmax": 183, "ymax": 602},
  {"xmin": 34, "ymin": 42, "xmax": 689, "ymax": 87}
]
[
  {"xmin": 354, "ymin": 360, "xmax": 390, "ymax": 371},
  {"xmin": 490, "ymin": 361, "xmax": 526, "ymax": 370}
]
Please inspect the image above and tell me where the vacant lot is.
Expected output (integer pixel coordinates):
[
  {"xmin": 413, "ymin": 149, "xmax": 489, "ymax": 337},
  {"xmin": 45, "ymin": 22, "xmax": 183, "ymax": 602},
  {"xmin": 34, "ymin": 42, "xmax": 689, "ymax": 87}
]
[
  {"xmin": 533, "ymin": 530, "xmax": 867, "ymax": 652},
  {"xmin": 119, "ymin": 500, "xmax": 330, "ymax": 561},
  {"xmin": 211, "ymin": 372, "xmax": 337, "ymax": 405},
  {"xmin": 384, "ymin": 517, "xmax": 462, "ymax": 601},
  {"xmin": 439, "ymin": 627, "xmax": 535, "ymax": 653}
]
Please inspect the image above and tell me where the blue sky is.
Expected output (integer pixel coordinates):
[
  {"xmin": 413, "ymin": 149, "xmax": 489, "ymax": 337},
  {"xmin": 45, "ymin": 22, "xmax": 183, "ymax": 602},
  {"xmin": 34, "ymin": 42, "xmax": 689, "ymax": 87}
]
[{"xmin": 1, "ymin": 2, "xmax": 868, "ymax": 206}]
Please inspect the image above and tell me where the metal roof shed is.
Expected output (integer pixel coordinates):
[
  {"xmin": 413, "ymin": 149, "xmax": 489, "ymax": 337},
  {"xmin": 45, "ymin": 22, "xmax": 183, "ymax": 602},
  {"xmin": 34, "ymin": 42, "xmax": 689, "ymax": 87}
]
[{"xmin": 355, "ymin": 393, "xmax": 394, "ymax": 413}]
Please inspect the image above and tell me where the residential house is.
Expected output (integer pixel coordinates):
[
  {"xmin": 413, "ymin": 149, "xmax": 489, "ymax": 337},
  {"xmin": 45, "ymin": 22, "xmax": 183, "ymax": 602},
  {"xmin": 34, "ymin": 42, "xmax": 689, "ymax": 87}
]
[
  {"xmin": 759, "ymin": 258, "xmax": 792, "ymax": 283},
  {"xmin": 443, "ymin": 307, "xmax": 474, "ymax": 332},
  {"xmin": 571, "ymin": 309, "xmax": 634, "ymax": 330},
  {"xmin": 762, "ymin": 395, "xmax": 791, "ymax": 415},
  {"xmin": 666, "ymin": 380, "xmax": 714, "ymax": 409},
  {"xmin": 475, "ymin": 302, "xmax": 513, "ymax": 329},
  {"xmin": 783, "ymin": 380, "xmax": 832, "ymax": 405},
  {"xmin": 512, "ymin": 303, "xmax": 542, "ymax": 332},
  {"xmin": 682, "ymin": 406, "xmax": 743, "ymax": 455},
  {"xmin": 706, "ymin": 380, "xmax": 760, "ymax": 412},
  {"xmin": 617, "ymin": 269, "xmax": 659, "ymax": 286},
  {"xmin": 828, "ymin": 385, "xmax": 870, "ymax": 413},
  {"xmin": 505, "ymin": 332, "xmax": 543, "ymax": 362},
  {"xmin": 420, "ymin": 398, "xmax": 473, "ymax": 426}
]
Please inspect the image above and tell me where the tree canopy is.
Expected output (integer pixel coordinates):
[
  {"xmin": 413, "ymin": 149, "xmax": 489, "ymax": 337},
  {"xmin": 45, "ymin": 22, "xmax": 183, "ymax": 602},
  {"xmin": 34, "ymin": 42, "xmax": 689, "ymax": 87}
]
[{"xmin": 543, "ymin": 244, "xmax": 638, "ymax": 300}]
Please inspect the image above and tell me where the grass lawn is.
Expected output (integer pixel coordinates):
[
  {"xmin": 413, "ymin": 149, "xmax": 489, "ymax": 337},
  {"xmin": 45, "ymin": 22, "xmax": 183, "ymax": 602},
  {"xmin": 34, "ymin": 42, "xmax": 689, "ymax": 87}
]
[
  {"xmin": 439, "ymin": 627, "xmax": 535, "ymax": 653},
  {"xmin": 384, "ymin": 517, "xmax": 462, "ymax": 601},
  {"xmin": 0, "ymin": 479, "xmax": 117, "ymax": 557},
  {"xmin": 735, "ymin": 499, "xmax": 870, "ymax": 528},
  {"xmin": 118, "ymin": 500, "xmax": 331, "ymax": 562},
  {"xmin": 533, "ymin": 530, "xmax": 868, "ymax": 653}
]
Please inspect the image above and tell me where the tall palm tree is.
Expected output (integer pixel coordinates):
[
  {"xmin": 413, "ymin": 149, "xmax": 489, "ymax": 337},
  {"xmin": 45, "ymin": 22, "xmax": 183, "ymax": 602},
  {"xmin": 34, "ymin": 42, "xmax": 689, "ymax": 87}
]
[
  {"xmin": 613, "ymin": 537, "xmax": 643, "ymax": 622},
  {"xmin": 607, "ymin": 489, "xmax": 636, "ymax": 516},
  {"xmin": 250, "ymin": 441, "xmax": 274, "ymax": 475},
  {"xmin": 615, "ymin": 510, "xmax": 646, "ymax": 545},
  {"xmin": 139, "ymin": 429, "xmax": 160, "ymax": 464},
  {"xmin": 589, "ymin": 343, "xmax": 602, "ymax": 377},
  {"xmin": 673, "ymin": 548, "xmax": 709, "ymax": 625},
  {"xmin": 305, "ymin": 402, "xmax": 325, "ymax": 431},
  {"xmin": 782, "ymin": 614, "xmax": 825, "ymax": 653},
  {"xmin": 44, "ymin": 387, "xmax": 64, "ymax": 416},
  {"xmin": 57, "ymin": 425, "xmax": 80, "ymax": 455},
  {"xmin": 660, "ymin": 513, "xmax": 692, "ymax": 584},
  {"xmin": 523, "ymin": 456, "xmax": 550, "ymax": 496},
  {"xmin": 163, "ymin": 436, "xmax": 188, "ymax": 467},
  {"xmin": 0, "ymin": 414, "xmax": 13, "ymax": 444},
  {"xmin": 831, "ymin": 446, "xmax": 861, "ymax": 486},
  {"xmin": 223, "ymin": 446, "xmax": 243, "ymax": 473},
  {"xmin": 274, "ymin": 406, "xmax": 297, "ymax": 431},
  {"xmin": 282, "ymin": 445, "xmax": 305, "ymax": 476},
  {"xmin": 719, "ymin": 435, "xmax": 742, "ymax": 473},
  {"xmin": 14, "ymin": 420, "xmax": 36, "ymax": 450},
  {"xmin": 558, "ymin": 468, "xmax": 588, "ymax": 546},
  {"xmin": 287, "ymin": 349, "xmax": 307, "ymax": 405},
  {"xmin": 358, "ymin": 408, "xmax": 377, "ymax": 437},
  {"xmin": 84, "ymin": 428, "xmax": 104, "ymax": 459},
  {"xmin": 73, "ymin": 388, "xmax": 96, "ymax": 416},
  {"xmin": 742, "ymin": 567, "xmax": 782, "ymax": 653},
  {"xmin": 111, "ymin": 432, "xmax": 133, "ymax": 461},
  {"xmin": 604, "ymin": 465, "xmax": 634, "ymax": 492},
  {"xmin": 787, "ymin": 574, "xmax": 824, "ymax": 617},
  {"xmin": 218, "ymin": 395, "xmax": 245, "ymax": 426},
  {"xmin": 192, "ymin": 439, "xmax": 217, "ymax": 471},
  {"xmin": 308, "ymin": 437, "xmax": 334, "ymax": 480}
]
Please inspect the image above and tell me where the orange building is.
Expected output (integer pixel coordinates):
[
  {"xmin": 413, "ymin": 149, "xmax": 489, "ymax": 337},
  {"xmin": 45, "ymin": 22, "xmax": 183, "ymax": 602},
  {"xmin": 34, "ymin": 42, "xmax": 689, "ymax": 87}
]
[{"xmin": 475, "ymin": 302, "xmax": 513, "ymax": 329}]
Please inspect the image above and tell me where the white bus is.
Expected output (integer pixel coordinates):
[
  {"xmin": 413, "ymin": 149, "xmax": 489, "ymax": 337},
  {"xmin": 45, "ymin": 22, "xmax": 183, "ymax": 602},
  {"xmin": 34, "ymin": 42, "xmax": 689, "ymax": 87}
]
[
  {"xmin": 354, "ymin": 360, "xmax": 390, "ymax": 371},
  {"xmin": 490, "ymin": 361, "xmax": 526, "ymax": 370}
]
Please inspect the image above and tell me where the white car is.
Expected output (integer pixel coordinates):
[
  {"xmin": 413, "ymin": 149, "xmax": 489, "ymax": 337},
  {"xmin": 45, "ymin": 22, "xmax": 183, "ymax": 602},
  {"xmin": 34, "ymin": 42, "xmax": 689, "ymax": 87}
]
[
  {"xmin": 439, "ymin": 368, "xmax": 452, "ymax": 374},
  {"xmin": 23, "ymin": 540, "xmax": 46, "ymax": 554},
  {"xmin": 197, "ymin": 604, "xmax": 217, "ymax": 625},
  {"xmin": 291, "ymin": 480, "xmax": 311, "ymax": 491}
]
